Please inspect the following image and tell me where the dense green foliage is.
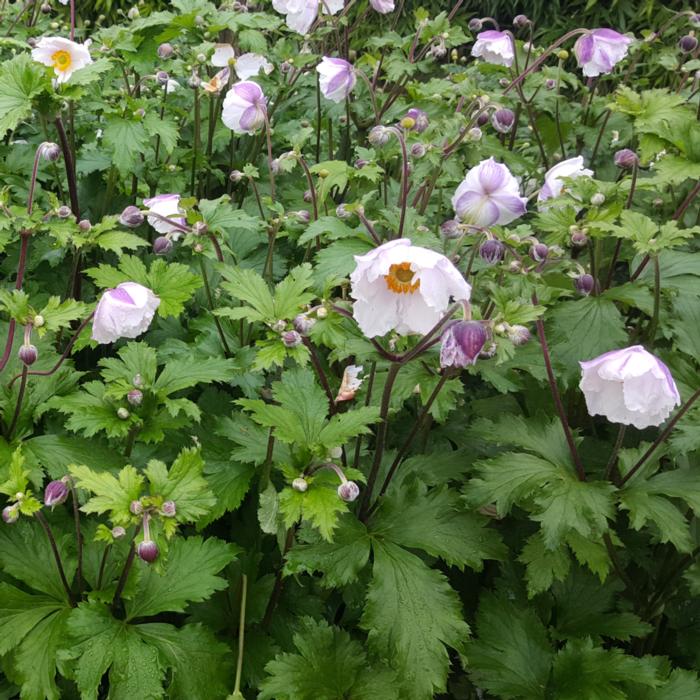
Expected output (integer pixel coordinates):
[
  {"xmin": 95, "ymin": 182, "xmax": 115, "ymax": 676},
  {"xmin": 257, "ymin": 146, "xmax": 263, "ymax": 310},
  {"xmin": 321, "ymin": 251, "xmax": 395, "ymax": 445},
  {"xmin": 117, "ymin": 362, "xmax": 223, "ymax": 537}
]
[{"xmin": 1, "ymin": 1, "xmax": 700, "ymax": 699}]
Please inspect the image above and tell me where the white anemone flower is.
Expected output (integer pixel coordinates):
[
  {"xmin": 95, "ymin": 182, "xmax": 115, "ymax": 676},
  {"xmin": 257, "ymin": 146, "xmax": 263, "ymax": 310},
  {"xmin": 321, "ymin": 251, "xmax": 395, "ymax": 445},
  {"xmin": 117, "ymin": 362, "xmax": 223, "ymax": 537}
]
[
  {"xmin": 350, "ymin": 239, "xmax": 471, "ymax": 337},
  {"xmin": 92, "ymin": 282, "xmax": 160, "ymax": 344},
  {"xmin": 235, "ymin": 53, "xmax": 274, "ymax": 80},
  {"xmin": 143, "ymin": 194, "xmax": 186, "ymax": 237},
  {"xmin": 31, "ymin": 36, "xmax": 93, "ymax": 84},
  {"xmin": 579, "ymin": 346, "xmax": 680, "ymax": 429},
  {"xmin": 538, "ymin": 156, "xmax": 594, "ymax": 208},
  {"xmin": 212, "ymin": 43, "xmax": 235, "ymax": 67},
  {"xmin": 221, "ymin": 81, "xmax": 267, "ymax": 134},
  {"xmin": 471, "ymin": 31, "xmax": 514, "ymax": 67}
]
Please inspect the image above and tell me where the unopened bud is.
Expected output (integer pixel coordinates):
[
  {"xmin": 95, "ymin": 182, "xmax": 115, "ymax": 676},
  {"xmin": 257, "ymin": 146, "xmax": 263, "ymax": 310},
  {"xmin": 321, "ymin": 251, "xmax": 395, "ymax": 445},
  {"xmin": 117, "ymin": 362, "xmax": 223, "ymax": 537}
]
[
  {"xmin": 2, "ymin": 506, "xmax": 18, "ymax": 524},
  {"xmin": 137, "ymin": 540, "xmax": 159, "ymax": 563},
  {"xmin": 157, "ymin": 43, "xmax": 174, "ymax": 59},
  {"xmin": 292, "ymin": 477, "xmax": 308, "ymax": 492},
  {"xmin": 557, "ymin": 49, "xmax": 569, "ymax": 60},
  {"xmin": 120, "ymin": 205, "xmax": 144, "ymax": 228},
  {"xmin": 406, "ymin": 108, "xmax": 429, "ymax": 133},
  {"xmin": 590, "ymin": 193, "xmax": 605, "ymax": 206},
  {"xmin": 133, "ymin": 373, "xmax": 143, "ymax": 388},
  {"xmin": 410, "ymin": 143, "xmax": 426, "ymax": 158},
  {"xmin": 78, "ymin": 219, "xmax": 92, "ymax": 232},
  {"xmin": 18, "ymin": 344, "xmax": 38, "ymax": 366},
  {"xmin": 614, "ymin": 148, "xmax": 639, "ymax": 169},
  {"xmin": 571, "ymin": 229, "xmax": 588, "ymax": 247},
  {"xmin": 130, "ymin": 500, "xmax": 143, "ymax": 515},
  {"xmin": 338, "ymin": 481, "xmax": 360, "ymax": 502},
  {"xmin": 57, "ymin": 205, "xmax": 71, "ymax": 219},
  {"xmin": 440, "ymin": 320, "xmax": 489, "ymax": 368},
  {"xmin": 117, "ymin": 407, "xmax": 130, "ymax": 420},
  {"xmin": 355, "ymin": 159, "xmax": 368, "ymax": 169},
  {"xmin": 229, "ymin": 169, "xmax": 243, "ymax": 183},
  {"xmin": 545, "ymin": 78, "xmax": 556, "ymax": 90},
  {"xmin": 303, "ymin": 189, "xmax": 313, "ymax": 202},
  {"xmin": 476, "ymin": 111, "xmax": 489, "ymax": 127},
  {"xmin": 153, "ymin": 236, "xmax": 172, "ymax": 255},
  {"xmin": 42, "ymin": 142, "xmax": 61, "ymax": 162},
  {"xmin": 680, "ymin": 34, "xmax": 698, "ymax": 53},
  {"xmin": 368, "ymin": 125, "xmax": 390, "ymax": 146},
  {"xmin": 156, "ymin": 70, "xmax": 169, "ymax": 85},
  {"xmin": 513, "ymin": 14, "xmax": 530, "ymax": 27},
  {"xmin": 574, "ymin": 273, "xmax": 595, "ymax": 295},
  {"xmin": 44, "ymin": 480, "xmax": 69, "ymax": 508},
  {"xmin": 508, "ymin": 324, "xmax": 531, "ymax": 346},
  {"xmin": 33, "ymin": 315, "xmax": 44, "ymax": 327},
  {"xmin": 112, "ymin": 526, "xmax": 126, "ymax": 538},
  {"xmin": 41, "ymin": 3, "xmax": 51, "ymax": 13},
  {"xmin": 467, "ymin": 127, "xmax": 482, "ymax": 142},
  {"xmin": 127, "ymin": 6, "xmax": 139, "ymax": 19},
  {"xmin": 316, "ymin": 306, "xmax": 328, "ymax": 319},
  {"xmin": 293, "ymin": 313, "xmax": 316, "ymax": 335},
  {"xmin": 193, "ymin": 221, "xmax": 208, "ymax": 236},
  {"xmin": 295, "ymin": 210, "xmax": 310, "ymax": 224},
  {"xmin": 441, "ymin": 219, "xmax": 461, "ymax": 239},
  {"xmin": 530, "ymin": 243, "xmax": 549, "ymax": 262},
  {"xmin": 479, "ymin": 239, "xmax": 505, "ymax": 265},
  {"xmin": 491, "ymin": 108, "xmax": 515, "ymax": 134},
  {"xmin": 127, "ymin": 389, "xmax": 143, "ymax": 406},
  {"xmin": 468, "ymin": 18, "xmax": 483, "ymax": 32},
  {"xmin": 161, "ymin": 500, "xmax": 176, "ymax": 517},
  {"xmin": 281, "ymin": 330, "xmax": 302, "ymax": 348}
]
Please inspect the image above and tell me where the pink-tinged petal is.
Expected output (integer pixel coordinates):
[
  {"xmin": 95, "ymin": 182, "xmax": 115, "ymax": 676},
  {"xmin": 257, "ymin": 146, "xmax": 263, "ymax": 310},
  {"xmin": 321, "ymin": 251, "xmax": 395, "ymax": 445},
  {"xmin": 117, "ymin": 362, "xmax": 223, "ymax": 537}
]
[
  {"xmin": 477, "ymin": 158, "xmax": 508, "ymax": 194},
  {"xmin": 108, "ymin": 287, "xmax": 136, "ymax": 305},
  {"xmin": 575, "ymin": 34, "xmax": 595, "ymax": 63},
  {"xmin": 233, "ymin": 81, "xmax": 263, "ymax": 103}
]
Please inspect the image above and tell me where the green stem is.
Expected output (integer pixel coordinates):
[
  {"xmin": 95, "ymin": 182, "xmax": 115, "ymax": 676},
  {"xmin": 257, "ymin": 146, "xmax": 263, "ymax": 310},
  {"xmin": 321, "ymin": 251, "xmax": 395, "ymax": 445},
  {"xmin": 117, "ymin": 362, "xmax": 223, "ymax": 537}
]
[
  {"xmin": 199, "ymin": 257, "xmax": 232, "ymax": 357},
  {"xmin": 233, "ymin": 574, "xmax": 248, "ymax": 696}
]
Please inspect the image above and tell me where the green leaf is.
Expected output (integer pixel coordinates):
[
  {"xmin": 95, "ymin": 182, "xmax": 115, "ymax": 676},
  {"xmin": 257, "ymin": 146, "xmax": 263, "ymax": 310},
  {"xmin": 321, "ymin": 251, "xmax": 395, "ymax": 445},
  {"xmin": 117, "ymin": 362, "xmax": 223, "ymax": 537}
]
[
  {"xmin": 0, "ymin": 53, "xmax": 47, "ymax": 136},
  {"xmin": 361, "ymin": 541, "xmax": 469, "ymax": 699},
  {"xmin": 272, "ymin": 264, "xmax": 315, "ymax": 320},
  {"xmin": 152, "ymin": 357, "xmax": 238, "ymax": 395},
  {"xmin": 318, "ymin": 406, "xmax": 381, "ymax": 448},
  {"xmin": 35, "ymin": 297, "xmax": 90, "ymax": 335},
  {"xmin": 279, "ymin": 480, "xmax": 348, "ymax": 541},
  {"xmin": 143, "ymin": 112, "xmax": 179, "ymax": 154},
  {"xmin": 519, "ymin": 531, "xmax": 571, "ymax": 597},
  {"xmin": 103, "ymin": 116, "xmax": 149, "ymax": 175},
  {"xmin": 125, "ymin": 536, "xmax": 237, "ymax": 619},
  {"xmin": 465, "ymin": 592, "xmax": 553, "ymax": 700},
  {"xmin": 297, "ymin": 216, "xmax": 358, "ymax": 246},
  {"xmin": 221, "ymin": 267, "xmax": 275, "ymax": 323},
  {"xmin": 371, "ymin": 483, "xmax": 505, "ymax": 570}
]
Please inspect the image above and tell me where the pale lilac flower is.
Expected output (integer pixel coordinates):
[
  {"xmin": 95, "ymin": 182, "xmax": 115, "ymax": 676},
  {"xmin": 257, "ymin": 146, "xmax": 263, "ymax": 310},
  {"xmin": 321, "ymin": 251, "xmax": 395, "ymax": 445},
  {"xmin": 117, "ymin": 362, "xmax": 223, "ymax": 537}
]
[
  {"xmin": 221, "ymin": 81, "xmax": 267, "ymax": 134},
  {"xmin": 273, "ymin": 0, "xmax": 343, "ymax": 35},
  {"xmin": 31, "ymin": 36, "xmax": 93, "ymax": 84},
  {"xmin": 92, "ymin": 282, "xmax": 160, "ymax": 345},
  {"xmin": 143, "ymin": 194, "xmax": 186, "ymax": 236},
  {"xmin": 440, "ymin": 321, "xmax": 489, "ymax": 368},
  {"xmin": 317, "ymin": 57, "xmax": 356, "ymax": 103},
  {"xmin": 370, "ymin": 0, "xmax": 395, "ymax": 13},
  {"xmin": 212, "ymin": 43, "xmax": 235, "ymax": 67},
  {"xmin": 350, "ymin": 239, "xmax": 470, "ymax": 337},
  {"xmin": 452, "ymin": 158, "xmax": 527, "ymax": 227},
  {"xmin": 336, "ymin": 365, "xmax": 363, "ymax": 401},
  {"xmin": 471, "ymin": 30, "xmax": 514, "ymax": 67},
  {"xmin": 234, "ymin": 53, "xmax": 274, "ymax": 80},
  {"xmin": 579, "ymin": 346, "xmax": 680, "ymax": 429},
  {"xmin": 574, "ymin": 29, "xmax": 632, "ymax": 77},
  {"xmin": 538, "ymin": 156, "xmax": 593, "ymax": 207}
]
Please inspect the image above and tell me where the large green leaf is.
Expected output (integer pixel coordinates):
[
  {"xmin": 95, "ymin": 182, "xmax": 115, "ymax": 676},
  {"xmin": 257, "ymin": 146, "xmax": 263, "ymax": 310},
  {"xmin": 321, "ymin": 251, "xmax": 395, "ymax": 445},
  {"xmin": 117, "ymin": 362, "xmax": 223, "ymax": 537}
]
[{"xmin": 0, "ymin": 53, "xmax": 47, "ymax": 136}]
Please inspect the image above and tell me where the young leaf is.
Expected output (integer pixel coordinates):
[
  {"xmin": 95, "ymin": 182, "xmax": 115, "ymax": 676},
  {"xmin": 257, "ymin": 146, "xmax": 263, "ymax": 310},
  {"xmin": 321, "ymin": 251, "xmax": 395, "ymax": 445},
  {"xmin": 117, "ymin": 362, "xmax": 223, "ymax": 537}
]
[{"xmin": 70, "ymin": 464, "xmax": 144, "ymax": 525}]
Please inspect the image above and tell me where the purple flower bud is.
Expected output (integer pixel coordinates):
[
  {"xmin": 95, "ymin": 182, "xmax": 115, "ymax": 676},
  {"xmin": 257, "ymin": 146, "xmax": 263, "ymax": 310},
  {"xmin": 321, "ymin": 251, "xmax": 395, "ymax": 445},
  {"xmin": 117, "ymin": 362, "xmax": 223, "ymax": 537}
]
[
  {"xmin": 571, "ymin": 230, "xmax": 588, "ymax": 247},
  {"xmin": 41, "ymin": 3, "xmax": 51, "ymax": 14},
  {"xmin": 491, "ymin": 108, "xmax": 515, "ymax": 134},
  {"xmin": 406, "ymin": 108, "xmax": 429, "ymax": 133},
  {"xmin": 112, "ymin": 526, "xmax": 126, "ymax": 538},
  {"xmin": 293, "ymin": 313, "xmax": 316, "ymax": 335},
  {"xmin": 192, "ymin": 221, "xmax": 208, "ymax": 235},
  {"xmin": 410, "ymin": 143, "xmax": 426, "ymax": 158},
  {"xmin": 508, "ymin": 324, "xmax": 531, "ymax": 346},
  {"xmin": 368, "ymin": 125, "xmax": 390, "ymax": 146},
  {"xmin": 153, "ymin": 236, "xmax": 172, "ymax": 255},
  {"xmin": 157, "ymin": 43, "xmax": 174, "ymax": 59},
  {"xmin": 42, "ymin": 143, "xmax": 61, "ymax": 162},
  {"xmin": 127, "ymin": 389, "xmax": 143, "ymax": 406},
  {"xmin": 614, "ymin": 148, "xmax": 639, "ymax": 169},
  {"xmin": 530, "ymin": 243, "xmax": 549, "ymax": 262},
  {"xmin": 545, "ymin": 78, "xmax": 557, "ymax": 89},
  {"xmin": 338, "ymin": 481, "xmax": 360, "ymax": 502},
  {"xmin": 44, "ymin": 480, "xmax": 69, "ymax": 508},
  {"xmin": 77, "ymin": 219, "xmax": 91, "ymax": 232},
  {"xmin": 295, "ymin": 210, "xmax": 311, "ymax": 224},
  {"xmin": 440, "ymin": 219, "xmax": 461, "ymax": 239},
  {"xmin": 476, "ymin": 111, "xmax": 489, "ymax": 127},
  {"xmin": 57, "ymin": 205, "xmax": 72, "ymax": 219},
  {"xmin": 280, "ymin": 60, "xmax": 292, "ymax": 74},
  {"xmin": 479, "ymin": 239, "xmax": 505, "ymax": 265},
  {"xmin": 130, "ymin": 500, "xmax": 143, "ymax": 515},
  {"xmin": 161, "ymin": 500, "xmax": 176, "ymax": 517},
  {"xmin": 354, "ymin": 159, "xmax": 368, "ymax": 169},
  {"xmin": 282, "ymin": 330, "xmax": 302, "ymax": 348},
  {"xmin": 18, "ymin": 344, "xmax": 38, "ymax": 366},
  {"xmin": 292, "ymin": 477, "xmax": 308, "ymax": 492},
  {"xmin": 513, "ymin": 14, "xmax": 530, "ymax": 27},
  {"xmin": 156, "ymin": 70, "xmax": 169, "ymax": 85},
  {"xmin": 2, "ymin": 506, "xmax": 18, "ymax": 524},
  {"xmin": 229, "ymin": 170, "xmax": 243, "ymax": 183},
  {"xmin": 468, "ymin": 18, "xmax": 483, "ymax": 32},
  {"xmin": 119, "ymin": 205, "xmax": 144, "ymax": 228},
  {"xmin": 574, "ymin": 273, "xmax": 595, "ymax": 295},
  {"xmin": 679, "ymin": 35, "xmax": 698, "ymax": 53},
  {"xmin": 137, "ymin": 540, "xmax": 159, "ymax": 563},
  {"xmin": 440, "ymin": 320, "xmax": 489, "ymax": 368}
]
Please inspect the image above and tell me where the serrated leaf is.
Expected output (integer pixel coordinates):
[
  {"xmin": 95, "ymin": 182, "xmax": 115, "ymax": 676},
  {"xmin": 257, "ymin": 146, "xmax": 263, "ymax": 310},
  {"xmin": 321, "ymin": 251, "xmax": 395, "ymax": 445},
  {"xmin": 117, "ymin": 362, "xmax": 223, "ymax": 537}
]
[
  {"xmin": 70, "ymin": 463, "xmax": 144, "ymax": 524},
  {"xmin": 519, "ymin": 531, "xmax": 571, "ymax": 597},
  {"xmin": 0, "ymin": 53, "xmax": 47, "ymax": 136},
  {"xmin": 279, "ymin": 482, "xmax": 347, "ymax": 541}
]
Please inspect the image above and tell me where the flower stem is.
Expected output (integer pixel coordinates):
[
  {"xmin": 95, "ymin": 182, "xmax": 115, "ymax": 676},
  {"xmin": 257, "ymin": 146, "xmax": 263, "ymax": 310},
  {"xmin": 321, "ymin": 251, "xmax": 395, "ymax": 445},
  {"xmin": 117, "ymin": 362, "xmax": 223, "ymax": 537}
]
[
  {"xmin": 111, "ymin": 523, "xmax": 142, "ymax": 615},
  {"xmin": 35, "ymin": 511, "xmax": 74, "ymax": 607},
  {"xmin": 389, "ymin": 127, "xmax": 410, "ymax": 239},
  {"xmin": 0, "ymin": 230, "xmax": 31, "ymax": 374},
  {"xmin": 604, "ymin": 424, "xmax": 626, "ymax": 481},
  {"xmin": 7, "ymin": 366, "xmax": 28, "ymax": 439},
  {"xmin": 96, "ymin": 544, "xmax": 111, "ymax": 590},
  {"xmin": 263, "ymin": 113, "xmax": 276, "ymax": 201},
  {"xmin": 54, "ymin": 117, "xmax": 80, "ymax": 219},
  {"xmin": 353, "ymin": 69, "xmax": 380, "ymax": 125},
  {"xmin": 68, "ymin": 480, "xmax": 83, "ymax": 599},
  {"xmin": 302, "ymin": 336, "xmax": 335, "ymax": 412},
  {"xmin": 298, "ymin": 156, "xmax": 318, "ymax": 221},
  {"xmin": 199, "ymin": 257, "xmax": 232, "ymax": 357},
  {"xmin": 262, "ymin": 526, "xmax": 295, "ymax": 628},
  {"xmin": 646, "ymin": 255, "xmax": 661, "ymax": 341},
  {"xmin": 233, "ymin": 574, "xmax": 248, "ymax": 696}
]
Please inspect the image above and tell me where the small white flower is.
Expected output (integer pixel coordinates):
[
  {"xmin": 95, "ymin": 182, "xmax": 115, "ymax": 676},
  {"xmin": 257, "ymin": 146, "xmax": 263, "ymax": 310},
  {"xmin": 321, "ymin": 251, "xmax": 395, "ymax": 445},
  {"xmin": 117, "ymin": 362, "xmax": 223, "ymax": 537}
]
[
  {"xmin": 234, "ymin": 53, "xmax": 274, "ymax": 80},
  {"xmin": 31, "ymin": 36, "xmax": 93, "ymax": 84},
  {"xmin": 350, "ymin": 239, "xmax": 471, "ymax": 337},
  {"xmin": 212, "ymin": 43, "xmax": 235, "ymax": 67},
  {"xmin": 163, "ymin": 79, "xmax": 180, "ymax": 94},
  {"xmin": 316, "ymin": 57, "xmax": 356, "ymax": 103},
  {"xmin": 273, "ymin": 0, "xmax": 343, "ymax": 35},
  {"xmin": 92, "ymin": 282, "xmax": 160, "ymax": 344},
  {"xmin": 221, "ymin": 80, "xmax": 267, "ymax": 134},
  {"xmin": 336, "ymin": 365, "xmax": 364, "ymax": 401},
  {"xmin": 471, "ymin": 30, "xmax": 514, "ymax": 67},
  {"xmin": 538, "ymin": 156, "xmax": 593, "ymax": 208},
  {"xmin": 579, "ymin": 345, "xmax": 680, "ymax": 429},
  {"xmin": 574, "ymin": 28, "xmax": 632, "ymax": 78},
  {"xmin": 143, "ymin": 194, "xmax": 186, "ymax": 237}
]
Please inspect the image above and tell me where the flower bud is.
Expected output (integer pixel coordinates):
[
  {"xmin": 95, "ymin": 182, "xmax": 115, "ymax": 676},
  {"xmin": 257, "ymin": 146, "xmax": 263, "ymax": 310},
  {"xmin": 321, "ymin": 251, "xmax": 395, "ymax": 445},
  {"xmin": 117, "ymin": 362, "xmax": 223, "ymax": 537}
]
[
  {"xmin": 590, "ymin": 192, "xmax": 605, "ymax": 206},
  {"xmin": 545, "ymin": 78, "xmax": 557, "ymax": 90},
  {"xmin": 303, "ymin": 189, "xmax": 313, "ymax": 203},
  {"xmin": 2, "ymin": 505, "xmax": 18, "ymax": 525},
  {"xmin": 292, "ymin": 314, "xmax": 314, "ymax": 336},
  {"xmin": 440, "ymin": 219, "xmax": 461, "ymax": 239},
  {"xmin": 508, "ymin": 324, "xmax": 531, "ymax": 346},
  {"xmin": 574, "ymin": 273, "xmax": 595, "ymax": 296},
  {"xmin": 127, "ymin": 389, "xmax": 143, "ymax": 406},
  {"xmin": 188, "ymin": 75, "xmax": 201, "ymax": 89},
  {"xmin": 468, "ymin": 18, "xmax": 483, "ymax": 32},
  {"xmin": 130, "ymin": 500, "xmax": 143, "ymax": 515},
  {"xmin": 292, "ymin": 477, "xmax": 308, "ymax": 492},
  {"xmin": 440, "ymin": 320, "xmax": 489, "ymax": 368},
  {"xmin": 368, "ymin": 125, "xmax": 390, "ymax": 146},
  {"xmin": 479, "ymin": 239, "xmax": 505, "ymax": 265},
  {"xmin": 42, "ymin": 142, "xmax": 61, "ymax": 162},
  {"xmin": 161, "ymin": 500, "xmax": 176, "ymax": 517},
  {"xmin": 557, "ymin": 49, "xmax": 569, "ymax": 60},
  {"xmin": 467, "ymin": 127, "xmax": 482, "ymax": 142},
  {"xmin": 679, "ymin": 34, "xmax": 698, "ymax": 53},
  {"xmin": 18, "ymin": 344, "xmax": 38, "ymax": 366},
  {"xmin": 271, "ymin": 319, "xmax": 286, "ymax": 333},
  {"xmin": 571, "ymin": 229, "xmax": 588, "ymax": 247},
  {"xmin": 192, "ymin": 221, "xmax": 208, "ymax": 236},
  {"xmin": 127, "ymin": 6, "xmax": 139, "ymax": 19},
  {"xmin": 355, "ymin": 159, "xmax": 368, "ymax": 169},
  {"xmin": 513, "ymin": 14, "xmax": 530, "ymax": 27},
  {"xmin": 229, "ymin": 169, "xmax": 243, "ymax": 183},
  {"xmin": 614, "ymin": 148, "xmax": 639, "ymax": 169},
  {"xmin": 410, "ymin": 143, "xmax": 426, "ymax": 158},
  {"xmin": 57, "ymin": 205, "xmax": 72, "ymax": 219},
  {"xmin": 193, "ymin": 243, "xmax": 203, "ymax": 253},
  {"xmin": 157, "ymin": 42, "xmax": 174, "ymax": 59},
  {"xmin": 44, "ymin": 480, "xmax": 69, "ymax": 508},
  {"xmin": 530, "ymin": 243, "xmax": 549, "ymax": 262},
  {"xmin": 112, "ymin": 526, "xmax": 126, "ymax": 538},
  {"xmin": 153, "ymin": 236, "xmax": 173, "ymax": 255},
  {"xmin": 281, "ymin": 330, "xmax": 302, "ymax": 348},
  {"xmin": 137, "ymin": 540, "xmax": 159, "ymax": 563},
  {"xmin": 119, "ymin": 205, "xmax": 145, "ymax": 228},
  {"xmin": 295, "ymin": 210, "xmax": 311, "ymax": 224},
  {"xmin": 337, "ymin": 481, "xmax": 360, "ymax": 502},
  {"xmin": 41, "ymin": 3, "xmax": 51, "ymax": 13},
  {"xmin": 33, "ymin": 315, "xmax": 44, "ymax": 328},
  {"xmin": 156, "ymin": 70, "xmax": 169, "ymax": 85},
  {"xmin": 133, "ymin": 373, "xmax": 143, "ymax": 388},
  {"xmin": 316, "ymin": 306, "xmax": 328, "ymax": 319},
  {"xmin": 476, "ymin": 111, "xmax": 489, "ymax": 127},
  {"xmin": 406, "ymin": 108, "xmax": 429, "ymax": 133},
  {"xmin": 399, "ymin": 116, "xmax": 416, "ymax": 130},
  {"xmin": 491, "ymin": 108, "xmax": 515, "ymax": 134}
]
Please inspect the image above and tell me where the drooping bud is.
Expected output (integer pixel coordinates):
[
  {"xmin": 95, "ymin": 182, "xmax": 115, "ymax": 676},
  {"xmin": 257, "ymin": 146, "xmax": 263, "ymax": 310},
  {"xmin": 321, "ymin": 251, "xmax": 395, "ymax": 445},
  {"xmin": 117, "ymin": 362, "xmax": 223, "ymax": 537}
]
[
  {"xmin": 295, "ymin": 210, "xmax": 311, "ymax": 224},
  {"xmin": 440, "ymin": 219, "xmax": 461, "ymax": 239},
  {"xmin": 479, "ymin": 239, "xmax": 505, "ymax": 265},
  {"xmin": 355, "ymin": 159, "xmax": 368, "ymax": 169},
  {"xmin": 44, "ymin": 480, "xmax": 69, "ymax": 508},
  {"xmin": 157, "ymin": 42, "xmax": 174, "ymax": 59},
  {"xmin": 42, "ymin": 142, "xmax": 61, "ymax": 162},
  {"xmin": 406, "ymin": 108, "xmax": 429, "ymax": 133},
  {"xmin": 467, "ymin": 127, "xmax": 482, "ymax": 142},
  {"xmin": 112, "ymin": 526, "xmax": 126, "ymax": 538},
  {"xmin": 476, "ymin": 111, "xmax": 489, "ymax": 127},
  {"xmin": 229, "ymin": 169, "xmax": 243, "ymax": 183},
  {"xmin": 57, "ymin": 205, "xmax": 72, "ymax": 219},
  {"xmin": 161, "ymin": 500, "xmax": 176, "ymax": 517},
  {"xmin": 530, "ymin": 243, "xmax": 549, "ymax": 262},
  {"xmin": 281, "ymin": 330, "xmax": 302, "ymax": 348},
  {"xmin": 153, "ymin": 236, "xmax": 173, "ymax": 255},
  {"xmin": 156, "ymin": 70, "xmax": 169, "ymax": 85},
  {"xmin": 18, "ymin": 344, "xmax": 38, "ymax": 366},
  {"xmin": 127, "ymin": 389, "xmax": 143, "ymax": 406},
  {"xmin": 137, "ymin": 540, "xmax": 159, "ymax": 563},
  {"xmin": 119, "ymin": 205, "xmax": 145, "ymax": 228},
  {"xmin": 468, "ymin": 17, "xmax": 483, "ymax": 32},
  {"xmin": 570, "ymin": 229, "xmax": 588, "ymax": 247},
  {"xmin": 440, "ymin": 320, "xmax": 489, "ymax": 369},
  {"xmin": 614, "ymin": 148, "xmax": 639, "ymax": 169},
  {"xmin": 491, "ymin": 108, "xmax": 515, "ymax": 134},
  {"xmin": 117, "ymin": 407, "xmax": 130, "ymax": 420},
  {"xmin": 508, "ymin": 324, "xmax": 531, "ymax": 346},
  {"xmin": 192, "ymin": 221, "xmax": 208, "ymax": 236},
  {"xmin": 2, "ymin": 505, "xmax": 19, "ymax": 525},
  {"xmin": 545, "ymin": 78, "xmax": 557, "ymax": 90},
  {"xmin": 336, "ymin": 204, "xmax": 351, "ymax": 219},
  {"xmin": 337, "ymin": 481, "xmax": 360, "ymax": 502},
  {"xmin": 78, "ymin": 219, "xmax": 92, "ymax": 232},
  {"xmin": 292, "ymin": 477, "xmax": 308, "ymax": 493},
  {"xmin": 679, "ymin": 34, "xmax": 698, "ymax": 53},
  {"xmin": 574, "ymin": 273, "xmax": 595, "ymax": 296},
  {"xmin": 368, "ymin": 125, "xmax": 390, "ymax": 146},
  {"xmin": 133, "ymin": 373, "xmax": 143, "ymax": 388},
  {"xmin": 513, "ymin": 14, "xmax": 530, "ymax": 27},
  {"xmin": 410, "ymin": 143, "xmax": 426, "ymax": 158},
  {"xmin": 130, "ymin": 500, "xmax": 143, "ymax": 515}
]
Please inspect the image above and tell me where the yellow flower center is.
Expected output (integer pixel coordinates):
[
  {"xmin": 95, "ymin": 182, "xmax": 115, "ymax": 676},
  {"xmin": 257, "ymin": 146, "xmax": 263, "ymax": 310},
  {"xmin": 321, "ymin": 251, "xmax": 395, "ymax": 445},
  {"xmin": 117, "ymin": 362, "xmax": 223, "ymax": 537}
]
[
  {"xmin": 51, "ymin": 50, "xmax": 72, "ymax": 72},
  {"xmin": 385, "ymin": 262, "xmax": 420, "ymax": 294}
]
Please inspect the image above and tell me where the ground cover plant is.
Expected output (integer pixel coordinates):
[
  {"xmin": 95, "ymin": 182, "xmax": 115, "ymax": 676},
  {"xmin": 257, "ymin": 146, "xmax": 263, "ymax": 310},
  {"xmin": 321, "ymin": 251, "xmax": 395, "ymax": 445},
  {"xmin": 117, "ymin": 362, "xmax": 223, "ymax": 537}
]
[{"xmin": 1, "ymin": 1, "xmax": 700, "ymax": 698}]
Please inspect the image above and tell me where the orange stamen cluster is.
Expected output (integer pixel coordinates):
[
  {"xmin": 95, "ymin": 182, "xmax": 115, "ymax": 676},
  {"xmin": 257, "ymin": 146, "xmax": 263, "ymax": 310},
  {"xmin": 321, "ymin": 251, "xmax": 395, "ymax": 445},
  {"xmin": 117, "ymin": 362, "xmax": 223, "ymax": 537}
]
[{"xmin": 385, "ymin": 262, "xmax": 420, "ymax": 294}]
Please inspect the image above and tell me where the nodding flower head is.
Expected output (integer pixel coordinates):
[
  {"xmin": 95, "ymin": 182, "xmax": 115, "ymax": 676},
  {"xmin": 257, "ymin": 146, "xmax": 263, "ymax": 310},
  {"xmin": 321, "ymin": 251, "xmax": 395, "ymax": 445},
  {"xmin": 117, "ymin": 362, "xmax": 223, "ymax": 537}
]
[
  {"xmin": 119, "ymin": 205, "xmax": 145, "ymax": 228},
  {"xmin": 44, "ymin": 479, "xmax": 69, "ymax": 508},
  {"xmin": 137, "ymin": 540, "xmax": 159, "ymax": 563},
  {"xmin": 18, "ymin": 344, "xmax": 38, "ymax": 366},
  {"xmin": 2, "ymin": 505, "xmax": 19, "ymax": 524},
  {"xmin": 440, "ymin": 320, "xmax": 489, "ymax": 369},
  {"xmin": 337, "ymin": 481, "xmax": 360, "ymax": 502}
]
